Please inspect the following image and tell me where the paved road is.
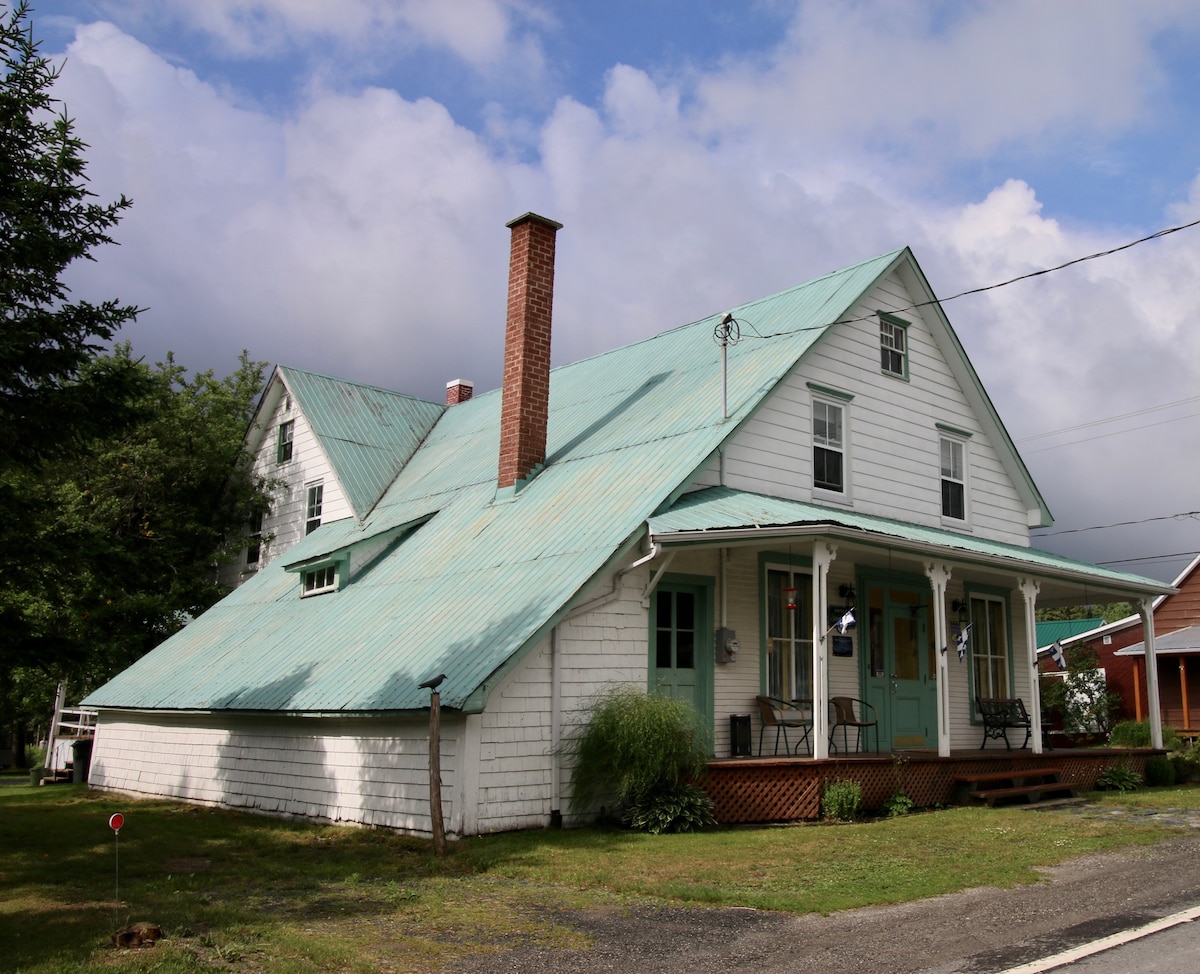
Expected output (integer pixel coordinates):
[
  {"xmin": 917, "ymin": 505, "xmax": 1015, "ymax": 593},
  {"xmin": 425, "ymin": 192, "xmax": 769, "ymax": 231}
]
[{"xmin": 458, "ymin": 806, "xmax": 1200, "ymax": 974}]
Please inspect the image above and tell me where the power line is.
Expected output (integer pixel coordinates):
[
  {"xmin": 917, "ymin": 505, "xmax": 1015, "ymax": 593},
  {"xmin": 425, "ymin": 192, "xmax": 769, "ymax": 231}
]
[
  {"xmin": 1023, "ymin": 409, "xmax": 1200, "ymax": 455},
  {"xmin": 732, "ymin": 214, "xmax": 1200, "ymax": 341},
  {"xmin": 1096, "ymin": 551, "xmax": 1198, "ymax": 568},
  {"xmin": 1017, "ymin": 395, "xmax": 1200, "ymax": 443},
  {"xmin": 1032, "ymin": 511, "xmax": 1200, "ymax": 538}
]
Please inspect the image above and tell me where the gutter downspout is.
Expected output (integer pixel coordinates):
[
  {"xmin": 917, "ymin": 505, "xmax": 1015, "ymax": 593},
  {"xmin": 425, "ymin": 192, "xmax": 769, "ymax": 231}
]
[{"xmin": 550, "ymin": 625, "xmax": 563, "ymax": 826}]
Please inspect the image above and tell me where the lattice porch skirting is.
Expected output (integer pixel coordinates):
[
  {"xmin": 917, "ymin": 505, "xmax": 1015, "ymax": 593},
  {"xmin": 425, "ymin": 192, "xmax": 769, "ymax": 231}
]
[{"xmin": 703, "ymin": 750, "xmax": 1154, "ymax": 823}]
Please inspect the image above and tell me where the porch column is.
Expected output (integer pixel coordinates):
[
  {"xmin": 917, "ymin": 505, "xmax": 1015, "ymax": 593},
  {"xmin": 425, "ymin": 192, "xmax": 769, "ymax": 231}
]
[
  {"xmin": 1018, "ymin": 578, "xmax": 1044, "ymax": 755},
  {"xmin": 1182, "ymin": 658, "xmax": 1191, "ymax": 730},
  {"xmin": 925, "ymin": 563, "xmax": 953, "ymax": 757},
  {"xmin": 1139, "ymin": 599, "xmax": 1164, "ymax": 749},
  {"xmin": 811, "ymin": 541, "xmax": 837, "ymax": 760}
]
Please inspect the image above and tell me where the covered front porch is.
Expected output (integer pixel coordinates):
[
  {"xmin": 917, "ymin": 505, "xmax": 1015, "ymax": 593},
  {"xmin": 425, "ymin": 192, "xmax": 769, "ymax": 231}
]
[
  {"xmin": 703, "ymin": 748, "xmax": 1158, "ymax": 823},
  {"xmin": 647, "ymin": 488, "xmax": 1179, "ymax": 761}
]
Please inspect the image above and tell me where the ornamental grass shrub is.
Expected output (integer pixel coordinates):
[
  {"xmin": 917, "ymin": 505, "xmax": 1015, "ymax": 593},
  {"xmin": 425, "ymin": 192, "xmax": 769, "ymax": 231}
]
[{"xmin": 568, "ymin": 687, "xmax": 715, "ymax": 833}]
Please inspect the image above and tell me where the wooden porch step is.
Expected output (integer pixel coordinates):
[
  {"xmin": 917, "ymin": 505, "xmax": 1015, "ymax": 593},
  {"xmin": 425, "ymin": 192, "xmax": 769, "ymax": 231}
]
[
  {"xmin": 954, "ymin": 767, "xmax": 1062, "ymax": 785},
  {"xmin": 953, "ymin": 767, "xmax": 1072, "ymax": 807},
  {"xmin": 969, "ymin": 782, "xmax": 1077, "ymax": 807}
]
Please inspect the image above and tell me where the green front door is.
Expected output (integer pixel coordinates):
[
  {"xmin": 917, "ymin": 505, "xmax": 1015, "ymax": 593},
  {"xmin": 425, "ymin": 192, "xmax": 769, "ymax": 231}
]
[
  {"xmin": 864, "ymin": 583, "xmax": 937, "ymax": 749},
  {"xmin": 651, "ymin": 580, "xmax": 714, "ymax": 734}
]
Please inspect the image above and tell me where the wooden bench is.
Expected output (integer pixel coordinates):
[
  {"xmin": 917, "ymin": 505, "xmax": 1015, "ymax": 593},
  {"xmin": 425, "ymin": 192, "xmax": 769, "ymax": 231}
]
[
  {"xmin": 978, "ymin": 697, "xmax": 1031, "ymax": 750},
  {"xmin": 954, "ymin": 768, "xmax": 1076, "ymax": 807}
]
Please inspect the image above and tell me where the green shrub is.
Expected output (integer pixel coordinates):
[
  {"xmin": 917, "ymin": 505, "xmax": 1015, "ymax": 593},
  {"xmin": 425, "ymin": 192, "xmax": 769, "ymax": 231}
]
[
  {"xmin": 1109, "ymin": 720, "xmax": 1182, "ymax": 750},
  {"xmin": 623, "ymin": 781, "xmax": 716, "ymax": 834},
  {"xmin": 883, "ymin": 791, "xmax": 914, "ymax": 817},
  {"xmin": 1171, "ymin": 743, "xmax": 1200, "ymax": 783},
  {"xmin": 1144, "ymin": 755, "xmax": 1176, "ymax": 787},
  {"xmin": 1094, "ymin": 762, "xmax": 1141, "ymax": 792},
  {"xmin": 822, "ymin": 779, "xmax": 862, "ymax": 822},
  {"xmin": 1108, "ymin": 720, "xmax": 1151, "ymax": 748},
  {"xmin": 567, "ymin": 686, "xmax": 712, "ymax": 833}
]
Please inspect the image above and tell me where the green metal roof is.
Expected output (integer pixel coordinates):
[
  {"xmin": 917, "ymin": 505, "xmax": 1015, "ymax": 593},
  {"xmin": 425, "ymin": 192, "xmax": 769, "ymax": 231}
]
[
  {"xmin": 85, "ymin": 246, "xmax": 1095, "ymax": 716},
  {"xmin": 280, "ymin": 367, "xmax": 444, "ymax": 519},
  {"xmin": 648, "ymin": 486, "xmax": 1173, "ymax": 598},
  {"xmin": 1036, "ymin": 618, "xmax": 1106, "ymax": 648}
]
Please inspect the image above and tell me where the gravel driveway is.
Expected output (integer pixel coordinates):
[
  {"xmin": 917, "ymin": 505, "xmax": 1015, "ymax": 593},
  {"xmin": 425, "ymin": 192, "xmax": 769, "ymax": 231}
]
[{"xmin": 455, "ymin": 807, "xmax": 1200, "ymax": 974}]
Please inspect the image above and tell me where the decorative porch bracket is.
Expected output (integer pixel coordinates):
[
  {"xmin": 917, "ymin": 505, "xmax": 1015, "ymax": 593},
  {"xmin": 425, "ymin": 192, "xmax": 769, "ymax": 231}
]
[
  {"xmin": 1018, "ymin": 577, "xmax": 1045, "ymax": 755},
  {"xmin": 925, "ymin": 562, "xmax": 953, "ymax": 757},
  {"xmin": 811, "ymin": 541, "xmax": 836, "ymax": 759},
  {"xmin": 1139, "ymin": 598, "xmax": 1164, "ymax": 750}
]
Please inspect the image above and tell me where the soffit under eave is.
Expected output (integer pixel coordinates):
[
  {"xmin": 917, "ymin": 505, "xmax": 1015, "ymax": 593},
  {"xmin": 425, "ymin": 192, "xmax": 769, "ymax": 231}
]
[{"xmin": 892, "ymin": 258, "xmax": 1053, "ymax": 529}]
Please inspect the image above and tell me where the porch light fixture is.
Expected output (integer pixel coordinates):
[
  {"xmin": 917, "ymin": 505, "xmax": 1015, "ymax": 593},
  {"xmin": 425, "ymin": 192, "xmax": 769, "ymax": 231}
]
[
  {"xmin": 951, "ymin": 599, "xmax": 968, "ymax": 624},
  {"xmin": 839, "ymin": 583, "xmax": 856, "ymax": 601}
]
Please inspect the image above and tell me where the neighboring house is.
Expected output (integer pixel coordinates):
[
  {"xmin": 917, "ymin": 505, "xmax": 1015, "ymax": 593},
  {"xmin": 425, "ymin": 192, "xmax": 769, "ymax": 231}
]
[
  {"xmin": 82, "ymin": 213, "xmax": 1175, "ymax": 837},
  {"xmin": 218, "ymin": 366, "xmax": 446, "ymax": 589},
  {"xmin": 1060, "ymin": 555, "xmax": 1200, "ymax": 733}
]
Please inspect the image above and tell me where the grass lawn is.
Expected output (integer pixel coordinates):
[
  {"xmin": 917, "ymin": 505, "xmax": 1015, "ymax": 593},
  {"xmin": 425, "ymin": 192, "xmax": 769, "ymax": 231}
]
[{"xmin": 2, "ymin": 779, "xmax": 1198, "ymax": 973}]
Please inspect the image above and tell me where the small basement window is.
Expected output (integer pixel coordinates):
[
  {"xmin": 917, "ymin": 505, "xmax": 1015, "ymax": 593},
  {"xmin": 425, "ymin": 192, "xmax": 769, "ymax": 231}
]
[{"xmin": 302, "ymin": 564, "xmax": 338, "ymax": 596}]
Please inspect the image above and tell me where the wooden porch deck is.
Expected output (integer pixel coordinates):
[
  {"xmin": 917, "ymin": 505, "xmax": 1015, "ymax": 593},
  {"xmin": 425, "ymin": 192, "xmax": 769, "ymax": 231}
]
[{"xmin": 703, "ymin": 748, "xmax": 1159, "ymax": 823}]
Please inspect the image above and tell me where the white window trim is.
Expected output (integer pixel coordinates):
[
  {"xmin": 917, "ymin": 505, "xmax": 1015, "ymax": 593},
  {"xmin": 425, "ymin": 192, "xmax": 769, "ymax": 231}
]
[
  {"xmin": 878, "ymin": 311, "xmax": 910, "ymax": 380},
  {"xmin": 305, "ymin": 480, "xmax": 324, "ymax": 535},
  {"xmin": 938, "ymin": 432, "xmax": 969, "ymax": 526},
  {"xmin": 810, "ymin": 388, "xmax": 852, "ymax": 505}
]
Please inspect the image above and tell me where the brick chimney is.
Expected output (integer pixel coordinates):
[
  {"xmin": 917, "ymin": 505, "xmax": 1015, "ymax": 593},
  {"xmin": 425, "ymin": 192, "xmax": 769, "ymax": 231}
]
[
  {"xmin": 498, "ymin": 212, "xmax": 562, "ymax": 490},
  {"xmin": 445, "ymin": 379, "xmax": 474, "ymax": 406}
]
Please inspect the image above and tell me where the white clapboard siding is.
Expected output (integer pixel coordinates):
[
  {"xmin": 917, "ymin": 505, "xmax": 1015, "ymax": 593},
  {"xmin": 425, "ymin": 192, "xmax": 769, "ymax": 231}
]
[
  {"xmin": 90, "ymin": 713, "xmax": 445, "ymax": 834},
  {"xmin": 722, "ymin": 270, "xmax": 1030, "ymax": 546},
  {"xmin": 219, "ymin": 378, "xmax": 353, "ymax": 589},
  {"xmin": 476, "ymin": 569, "xmax": 650, "ymax": 831}
]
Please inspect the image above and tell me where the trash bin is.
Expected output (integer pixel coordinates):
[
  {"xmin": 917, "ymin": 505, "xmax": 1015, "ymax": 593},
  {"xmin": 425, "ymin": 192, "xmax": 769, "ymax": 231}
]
[
  {"xmin": 71, "ymin": 739, "xmax": 94, "ymax": 784},
  {"xmin": 729, "ymin": 714, "xmax": 752, "ymax": 757}
]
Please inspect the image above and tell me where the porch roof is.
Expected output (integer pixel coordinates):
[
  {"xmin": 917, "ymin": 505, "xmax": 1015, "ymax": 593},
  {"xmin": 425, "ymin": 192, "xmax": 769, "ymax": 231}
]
[
  {"xmin": 1115, "ymin": 626, "xmax": 1200, "ymax": 656},
  {"xmin": 649, "ymin": 486, "xmax": 1175, "ymax": 602}
]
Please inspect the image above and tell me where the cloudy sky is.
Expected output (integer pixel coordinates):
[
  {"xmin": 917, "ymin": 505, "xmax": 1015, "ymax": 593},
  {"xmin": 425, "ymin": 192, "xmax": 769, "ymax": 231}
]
[{"xmin": 22, "ymin": 0, "xmax": 1200, "ymax": 584}]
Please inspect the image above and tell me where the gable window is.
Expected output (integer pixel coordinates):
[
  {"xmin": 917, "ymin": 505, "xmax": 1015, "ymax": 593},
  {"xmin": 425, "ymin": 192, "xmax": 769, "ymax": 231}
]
[
  {"xmin": 970, "ymin": 593, "xmax": 1010, "ymax": 707},
  {"xmin": 940, "ymin": 436, "xmax": 966, "ymax": 520},
  {"xmin": 302, "ymin": 564, "xmax": 337, "ymax": 596},
  {"xmin": 277, "ymin": 421, "xmax": 294, "ymax": 464},
  {"xmin": 812, "ymin": 398, "xmax": 845, "ymax": 493},
  {"xmin": 765, "ymin": 566, "xmax": 813, "ymax": 702},
  {"xmin": 879, "ymin": 312, "xmax": 909, "ymax": 379},
  {"xmin": 305, "ymin": 482, "xmax": 323, "ymax": 534}
]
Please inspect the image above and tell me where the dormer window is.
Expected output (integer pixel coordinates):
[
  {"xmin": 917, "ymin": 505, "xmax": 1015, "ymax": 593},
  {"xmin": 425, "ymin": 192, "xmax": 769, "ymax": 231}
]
[
  {"xmin": 879, "ymin": 312, "xmax": 909, "ymax": 379},
  {"xmin": 302, "ymin": 564, "xmax": 337, "ymax": 596}
]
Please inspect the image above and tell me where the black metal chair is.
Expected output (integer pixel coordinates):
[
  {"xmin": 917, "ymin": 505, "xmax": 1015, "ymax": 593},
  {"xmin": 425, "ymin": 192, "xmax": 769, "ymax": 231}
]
[
  {"xmin": 755, "ymin": 695, "xmax": 813, "ymax": 756},
  {"xmin": 828, "ymin": 696, "xmax": 880, "ymax": 754}
]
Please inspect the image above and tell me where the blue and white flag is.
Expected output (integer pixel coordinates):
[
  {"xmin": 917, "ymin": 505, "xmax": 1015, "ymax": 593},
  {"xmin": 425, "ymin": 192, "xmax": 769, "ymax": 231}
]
[
  {"xmin": 955, "ymin": 624, "xmax": 972, "ymax": 662},
  {"xmin": 1049, "ymin": 640, "xmax": 1067, "ymax": 670},
  {"xmin": 835, "ymin": 608, "xmax": 856, "ymax": 633}
]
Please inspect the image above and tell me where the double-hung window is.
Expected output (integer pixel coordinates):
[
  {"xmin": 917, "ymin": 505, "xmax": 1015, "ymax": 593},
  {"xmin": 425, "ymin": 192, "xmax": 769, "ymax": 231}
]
[
  {"xmin": 277, "ymin": 420, "xmax": 294, "ymax": 463},
  {"xmin": 246, "ymin": 508, "xmax": 264, "ymax": 567},
  {"xmin": 879, "ymin": 312, "xmax": 909, "ymax": 378},
  {"xmin": 765, "ymin": 566, "xmax": 813, "ymax": 703},
  {"xmin": 305, "ymin": 482, "xmax": 323, "ymax": 535},
  {"xmin": 812, "ymin": 396, "xmax": 845, "ymax": 494},
  {"xmin": 940, "ymin": 436, "xmax": 966, "ymax": 520},
  {"xmin": 970, "ymin": 593, "xmax": 1010, "ymax": 706}
]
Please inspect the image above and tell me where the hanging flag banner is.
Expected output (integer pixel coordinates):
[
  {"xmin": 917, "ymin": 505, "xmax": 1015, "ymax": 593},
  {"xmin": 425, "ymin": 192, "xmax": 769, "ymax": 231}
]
[{"xmin": 955, "ymin": 624, "xmax": 972, "ymax": 662}]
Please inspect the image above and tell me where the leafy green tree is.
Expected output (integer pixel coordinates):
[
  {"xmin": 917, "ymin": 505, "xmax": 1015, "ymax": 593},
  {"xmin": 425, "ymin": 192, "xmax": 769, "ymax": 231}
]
[
  {"xmin": 0, "ymin": 1, "xmax": 143, "ymax": 465},
  {"xmin": 1039, "ymin": 643, "xmax": 1121, "ymax": 742},
  {"xmin": 1, "ymin": 348, "xmax": 272, "ymax": 766}
]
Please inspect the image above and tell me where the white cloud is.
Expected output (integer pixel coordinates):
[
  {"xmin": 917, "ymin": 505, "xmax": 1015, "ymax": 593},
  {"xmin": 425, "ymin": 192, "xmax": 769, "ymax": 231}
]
[{"xmin": 37, "ymin": 3, "xmax": 1200, "ymax": 578}]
